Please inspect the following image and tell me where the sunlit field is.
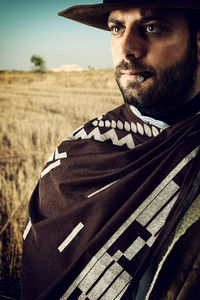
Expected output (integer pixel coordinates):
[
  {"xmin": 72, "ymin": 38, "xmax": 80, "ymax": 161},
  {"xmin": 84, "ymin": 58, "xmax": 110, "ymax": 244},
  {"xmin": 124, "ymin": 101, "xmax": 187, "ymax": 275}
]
[{"xmin": 0, "ymin": 70, "xmax": 122, "ymax": 299}]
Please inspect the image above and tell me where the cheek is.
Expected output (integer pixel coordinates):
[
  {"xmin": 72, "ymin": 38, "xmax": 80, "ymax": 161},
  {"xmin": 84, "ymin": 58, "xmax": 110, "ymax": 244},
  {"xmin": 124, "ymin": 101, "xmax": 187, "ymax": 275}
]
[
  {"xmin": 111, "ymin": 39, "xmax": 121, "ymax": 67},
  {"xmin": 148, "ymin": 37, "xmax": 188, "ymax": 68}
]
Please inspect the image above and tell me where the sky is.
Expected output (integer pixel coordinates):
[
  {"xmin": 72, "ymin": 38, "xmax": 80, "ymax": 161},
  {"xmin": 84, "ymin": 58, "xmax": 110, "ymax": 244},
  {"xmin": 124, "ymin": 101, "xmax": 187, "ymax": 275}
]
[{"xmin": 0, "ymin": 0, "xmax": 113, "ymax": 71}]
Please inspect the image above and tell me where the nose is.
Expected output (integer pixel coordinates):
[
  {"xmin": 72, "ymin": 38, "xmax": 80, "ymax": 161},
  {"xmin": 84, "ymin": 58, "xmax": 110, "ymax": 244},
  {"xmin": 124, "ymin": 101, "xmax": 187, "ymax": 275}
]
[{"xmin": 119, "ymin": 28, "xmax": 146, "ymax": 60}]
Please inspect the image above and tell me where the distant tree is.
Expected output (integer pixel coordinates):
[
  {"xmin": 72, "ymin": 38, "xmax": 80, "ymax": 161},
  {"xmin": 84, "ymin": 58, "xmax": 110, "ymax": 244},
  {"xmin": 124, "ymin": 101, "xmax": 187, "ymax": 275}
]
[
  {"xmin": 88, "ymin": 65, "xmax": 95, "ymax": 70},
  {"xmin": 30, "ymin": 55, "xmax": 46, "ymax": 72}
]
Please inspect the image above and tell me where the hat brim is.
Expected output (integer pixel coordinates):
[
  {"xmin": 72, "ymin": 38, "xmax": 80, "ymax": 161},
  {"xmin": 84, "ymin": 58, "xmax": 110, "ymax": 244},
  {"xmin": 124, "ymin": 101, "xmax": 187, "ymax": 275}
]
[{"xmin": 58, "ymin": 1, "xmax": 200, "ymax": 30}]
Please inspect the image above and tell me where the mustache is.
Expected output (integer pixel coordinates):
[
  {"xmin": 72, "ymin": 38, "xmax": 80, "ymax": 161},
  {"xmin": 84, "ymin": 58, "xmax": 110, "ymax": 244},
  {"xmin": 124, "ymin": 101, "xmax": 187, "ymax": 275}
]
[{"xmin": 115, "ymin": 59, "xmax": 156, "ymax": 77}]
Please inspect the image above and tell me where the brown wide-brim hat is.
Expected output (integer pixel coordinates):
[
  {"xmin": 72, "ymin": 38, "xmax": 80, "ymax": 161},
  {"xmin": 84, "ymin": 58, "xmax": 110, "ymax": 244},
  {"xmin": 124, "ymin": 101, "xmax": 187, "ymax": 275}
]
[{"xmin": 58, "ymin": 0, "xmax": 200, "ymax": 30}]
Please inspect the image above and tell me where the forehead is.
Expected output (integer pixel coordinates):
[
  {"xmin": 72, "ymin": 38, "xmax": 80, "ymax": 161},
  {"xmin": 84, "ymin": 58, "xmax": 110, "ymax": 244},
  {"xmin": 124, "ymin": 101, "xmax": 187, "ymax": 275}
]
[{"xmin": 108, "ymin": 8, "xmax": 187, "ymax": 24}]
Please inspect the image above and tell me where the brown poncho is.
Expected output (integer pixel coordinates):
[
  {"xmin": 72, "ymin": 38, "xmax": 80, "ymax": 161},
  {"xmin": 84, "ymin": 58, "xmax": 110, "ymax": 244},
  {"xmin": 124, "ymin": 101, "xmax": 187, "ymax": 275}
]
[{"xmin": 21, "ymin": 103, "xmax": 200, "ymax": 300}]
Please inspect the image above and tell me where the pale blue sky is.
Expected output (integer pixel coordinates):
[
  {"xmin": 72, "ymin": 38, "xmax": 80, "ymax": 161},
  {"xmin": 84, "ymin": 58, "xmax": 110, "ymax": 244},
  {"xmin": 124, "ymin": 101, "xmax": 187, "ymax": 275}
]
[{"xmin": 0, "ymin": 0, "xmax": 113, "ymax": 70}]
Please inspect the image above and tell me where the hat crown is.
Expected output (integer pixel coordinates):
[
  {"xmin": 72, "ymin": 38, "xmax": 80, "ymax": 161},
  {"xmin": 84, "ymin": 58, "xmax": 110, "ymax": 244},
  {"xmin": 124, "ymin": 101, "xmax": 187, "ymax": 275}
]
[
  {"xmin": 59, "ymin": 0, "xmax": 200, "ymax": 31},
  {"xmin": 103, "ymin": 0, "xmax": 172, "ymax": 3}
]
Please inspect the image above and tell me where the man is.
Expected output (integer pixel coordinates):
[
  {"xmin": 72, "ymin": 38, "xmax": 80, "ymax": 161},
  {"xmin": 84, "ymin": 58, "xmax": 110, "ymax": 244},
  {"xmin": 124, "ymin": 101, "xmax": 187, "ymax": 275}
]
[{"xmin": 21, "ymin": 1, "xmax": 200, "ymax": 299}]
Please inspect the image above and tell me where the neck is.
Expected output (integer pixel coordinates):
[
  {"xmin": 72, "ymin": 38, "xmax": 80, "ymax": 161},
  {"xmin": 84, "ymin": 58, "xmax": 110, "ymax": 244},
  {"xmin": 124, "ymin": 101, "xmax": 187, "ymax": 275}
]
[{"xmin": 143, "ymin": 93, "xmax": 200, "ymax": 124}]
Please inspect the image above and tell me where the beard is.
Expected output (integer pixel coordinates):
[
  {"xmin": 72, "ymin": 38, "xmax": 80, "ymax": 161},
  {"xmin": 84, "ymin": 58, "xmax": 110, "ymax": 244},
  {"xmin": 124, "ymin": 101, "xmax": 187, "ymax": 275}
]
[{"xmin": 115, "ymin": 36, "xmax": 198, "ymax": 118}]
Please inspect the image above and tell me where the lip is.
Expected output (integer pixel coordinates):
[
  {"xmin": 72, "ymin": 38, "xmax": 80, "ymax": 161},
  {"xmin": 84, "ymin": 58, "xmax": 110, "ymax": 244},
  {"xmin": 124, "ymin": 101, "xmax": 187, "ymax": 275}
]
[
  {"xmin": 121, "ymin": 71, "xmax": 140, "ymax": 80},
  {"xmin": 121, "ymin": 70, "xmax": 153, "ymax": 81},
  {"xmin": 122, "ymin": 70, "xmax": 139, "ymax": 75}
]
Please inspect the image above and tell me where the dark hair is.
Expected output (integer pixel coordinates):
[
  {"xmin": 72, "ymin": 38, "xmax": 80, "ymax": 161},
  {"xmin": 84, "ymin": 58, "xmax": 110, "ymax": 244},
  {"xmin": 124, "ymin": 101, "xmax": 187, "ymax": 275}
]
[{"xmin": 186, "ymin": 10, "xmax": 200, "ymax": 34}]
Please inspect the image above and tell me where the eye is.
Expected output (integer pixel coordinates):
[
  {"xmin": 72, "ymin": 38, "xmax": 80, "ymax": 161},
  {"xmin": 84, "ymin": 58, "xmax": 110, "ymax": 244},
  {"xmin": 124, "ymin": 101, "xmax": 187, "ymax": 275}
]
[
  {"xmin": 109, "ymin": 25, "xmax": 124, "ymax": 35},
  {"xmin": 144, "ymin": 24, "xmax": 161, "ymax": 33}
]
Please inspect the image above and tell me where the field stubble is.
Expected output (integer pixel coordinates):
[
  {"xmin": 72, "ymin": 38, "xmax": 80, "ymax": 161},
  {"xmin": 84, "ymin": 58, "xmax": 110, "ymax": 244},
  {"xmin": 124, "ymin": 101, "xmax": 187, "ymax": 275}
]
[{"xmin": 0, "ymin": 70, "xmax": 122, "ymax": 299}]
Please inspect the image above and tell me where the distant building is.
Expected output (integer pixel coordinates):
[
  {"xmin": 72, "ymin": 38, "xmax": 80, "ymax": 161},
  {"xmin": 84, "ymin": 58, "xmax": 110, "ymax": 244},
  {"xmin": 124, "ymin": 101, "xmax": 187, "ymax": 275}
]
[{"xmin": 51, "ymin": 64, "xmax": 85, "ymax": 72}]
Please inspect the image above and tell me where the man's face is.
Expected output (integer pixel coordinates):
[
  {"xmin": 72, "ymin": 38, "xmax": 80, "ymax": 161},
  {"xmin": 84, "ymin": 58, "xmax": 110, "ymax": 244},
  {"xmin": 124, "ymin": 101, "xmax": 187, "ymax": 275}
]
[{"xmin": 108, "ymin": 8, "xmax": 199, "ymax": 117}]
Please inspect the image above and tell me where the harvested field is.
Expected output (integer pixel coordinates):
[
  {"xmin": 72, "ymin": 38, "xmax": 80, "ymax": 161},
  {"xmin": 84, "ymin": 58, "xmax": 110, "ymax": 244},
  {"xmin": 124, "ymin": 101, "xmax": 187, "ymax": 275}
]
[{"xmin": 0, "ymin": 70, "xmax": 122, "ymax": 299}]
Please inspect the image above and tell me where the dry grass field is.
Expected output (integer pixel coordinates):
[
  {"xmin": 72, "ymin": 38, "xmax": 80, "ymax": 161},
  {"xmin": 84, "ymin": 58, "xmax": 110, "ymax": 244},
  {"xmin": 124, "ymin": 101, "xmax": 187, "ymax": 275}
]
[{"xmin": 0, "ymin": 70, "xmax": 122, "ymax": 299}]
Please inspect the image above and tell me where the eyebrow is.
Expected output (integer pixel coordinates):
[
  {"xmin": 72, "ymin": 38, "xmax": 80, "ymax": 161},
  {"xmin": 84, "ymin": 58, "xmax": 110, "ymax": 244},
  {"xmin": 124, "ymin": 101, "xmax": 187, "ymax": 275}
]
[
  {"xmin": 107, "ymin": 18, "xmax": 123, "ymax": 27},
  {"xmin": 139, "ymin": 16, "xmax": 172, "ymax": 24},
  {"xmin": 107, "ymin": 15, "xmax": 172, "ymax": 27}
]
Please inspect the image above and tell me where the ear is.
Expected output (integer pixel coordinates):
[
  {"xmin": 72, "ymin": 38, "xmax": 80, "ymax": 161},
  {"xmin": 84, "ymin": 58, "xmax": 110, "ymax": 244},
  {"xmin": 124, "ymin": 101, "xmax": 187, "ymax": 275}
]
[{"xmin": 197, "ymin": 31, "xmax": 200, "ymax": 63}]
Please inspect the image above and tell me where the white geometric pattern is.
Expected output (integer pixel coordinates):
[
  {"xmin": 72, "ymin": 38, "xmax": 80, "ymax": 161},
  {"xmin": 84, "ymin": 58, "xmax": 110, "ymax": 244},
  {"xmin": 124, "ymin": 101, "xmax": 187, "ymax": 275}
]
[
  {"xmin": 73, "ymin": 127, "xmax": 135, "ymax": 149},
  {"xmin": 87, "ymin": 179, "xmax": 120, "ymax": 198},
  {"xmin": 137, "ymin": 122, "xmax": 144, "ymax": 135},
  {"xmin": 41, "ymin": 147, "xmax": 67, "ymax": 178},
  {"xmin": 23, "ymin": 219, "xmax": 32, "ymax": 240},
  {"xmin": 124, "ymin": 121, "xmax": 131, "ymax": 132},
  {"xmin": 58, "ymin": 223, "xmax": 84, "ymax": 252},
  {"xmin": 144, "ymin": 123, "xmax": 152, "ymax": 137},
  {"xmin": 152, "ymin": 126, "xmax": 160, "ymax": 137},
  {"xmin": 60, "ymin": 147, "xmax": 198, "ymax": 300},
  {"xmin": 92, "ymin": 118, "xmax": 161, "ymax": 137}
]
